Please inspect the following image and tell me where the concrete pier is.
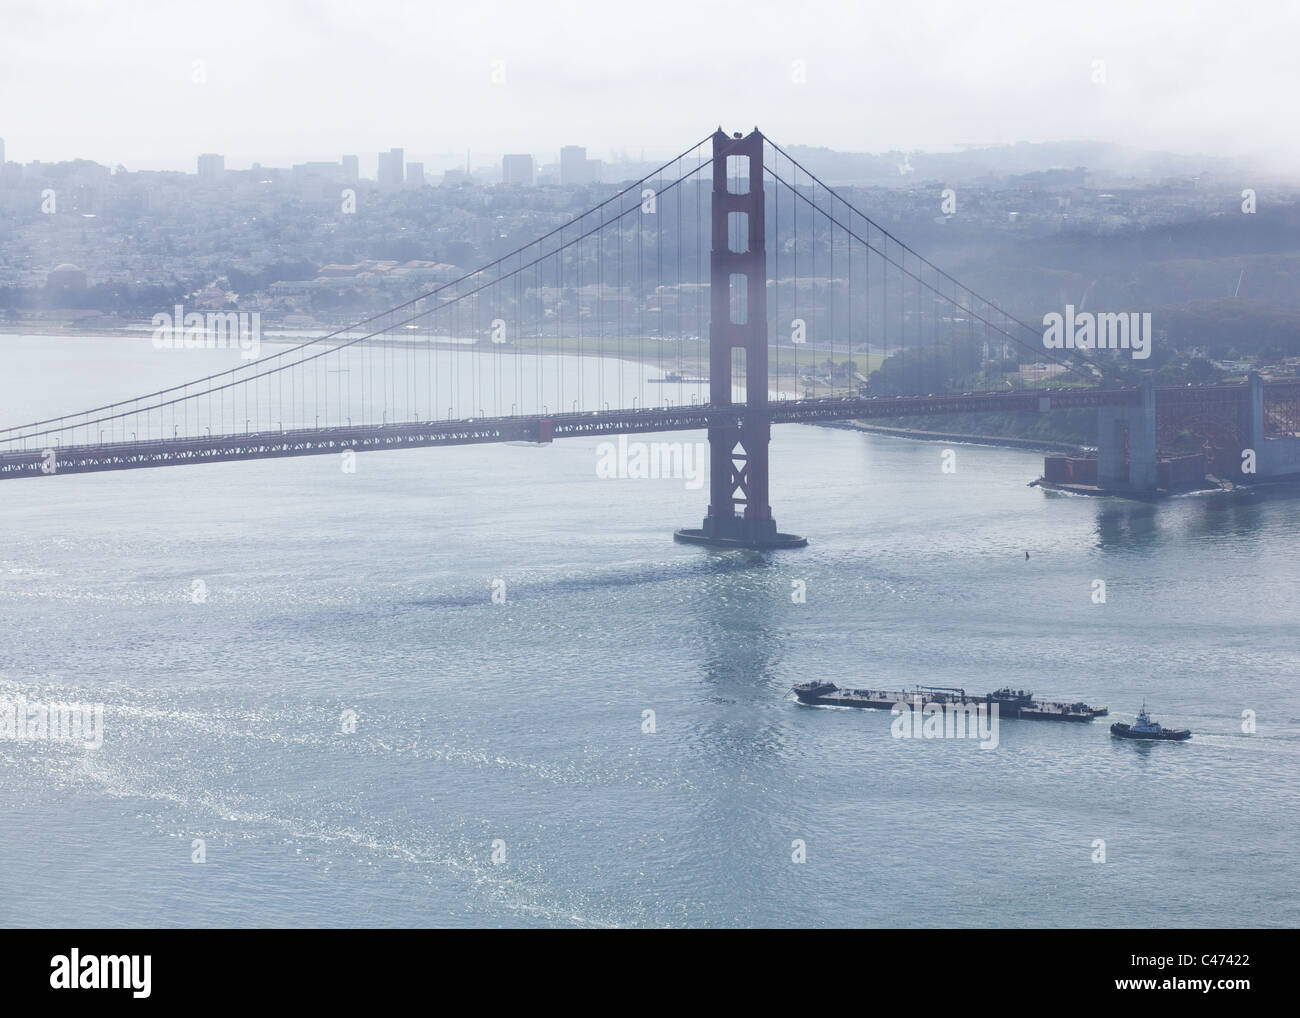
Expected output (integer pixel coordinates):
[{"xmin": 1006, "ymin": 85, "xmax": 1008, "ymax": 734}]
[
  {"xmin": 1248, "ymin": 372, "xmax": 1300, "ymax": 479},
  {"xmin": 1097, "ymin": 378, "xmax": 1157, "ymax": 492}
]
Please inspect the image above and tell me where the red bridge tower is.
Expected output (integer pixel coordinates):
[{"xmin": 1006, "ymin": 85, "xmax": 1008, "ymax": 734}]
[{"xmin": 675, "ymin": 129, "xmax": 807, "ymax": 549}]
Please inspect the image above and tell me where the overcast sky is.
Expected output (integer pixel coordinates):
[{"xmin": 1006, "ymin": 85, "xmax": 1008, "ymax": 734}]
[{"xmin": 3, "ymin": 0, "xmax": 1298, "ymax": 175}]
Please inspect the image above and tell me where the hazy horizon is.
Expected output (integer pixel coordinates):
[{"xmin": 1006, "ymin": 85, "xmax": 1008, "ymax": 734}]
[
  {"xmin": 0, "ymin": 134, "xmax": 1270, "ymax": 182},
  {"xmin": 3, "ymin": 0, "xmax": 1299, "ymax": 176}
]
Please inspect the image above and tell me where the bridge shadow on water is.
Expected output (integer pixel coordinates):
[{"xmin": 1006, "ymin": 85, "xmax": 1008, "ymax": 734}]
[
  {"xmin": 1092, "ymin": 501, "xmax": 1161, "ymax": 551},
  {"xmin": 685, "ymin": 555, "xmax": 803, "ymax": 923},
  {"xmin": 694, "ymin": 558, "xmax": 789, "ymax": 695},
  {"xmin": 1082, "ymin": 479, "xmax": 1300, "ymax": 552},
  {"xmin": 1186, "ymin": 479, "xmax": 1300, "ymax": 542}
]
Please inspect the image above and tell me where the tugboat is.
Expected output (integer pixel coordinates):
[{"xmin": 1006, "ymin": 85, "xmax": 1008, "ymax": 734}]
[{"xmin": 1110, "ymin": 703, "xmax": 1191, "ymax": 742}]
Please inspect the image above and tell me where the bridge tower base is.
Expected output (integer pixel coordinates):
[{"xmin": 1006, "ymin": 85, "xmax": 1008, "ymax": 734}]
[
  {"xmin": 1097, "ymin": 378, "xmax": 1157, "ymax": 492},
  {"xmin": 674, "ymin": 128, "xmax": 806, "ymax": 550}
]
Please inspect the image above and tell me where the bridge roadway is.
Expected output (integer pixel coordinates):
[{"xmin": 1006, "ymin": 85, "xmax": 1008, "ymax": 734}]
[{"xmin": 0, "ymin": 381, "xmax": 1288, "ymax": 480}]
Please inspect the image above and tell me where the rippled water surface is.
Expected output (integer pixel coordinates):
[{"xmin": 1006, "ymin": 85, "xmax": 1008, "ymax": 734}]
[{"xmin": 1, "ymin": 336, "xmax": 1297, "ymax": 927}]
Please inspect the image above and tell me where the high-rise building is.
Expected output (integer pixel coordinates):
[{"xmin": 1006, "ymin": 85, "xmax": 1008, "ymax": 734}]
[
  {"xmin": 501, "ymin": 154, "xmax": 534, "ymax": 186},
  {"xmin": 405, "ymin": 162, "xmax": 425, "ymax": 188},
  {"xmin": 197, "ymin": 153, "xmax": 225, "ymax": 180},
  {"xmin": 0, "ymin": 137, "xmax": 6, "ymax": 166},
  {"xmin": 341, "ymin": 154, "xmax": 359, "ymax": 182},
  {"xmin": 560, "ymin": 145, "xmax": 589, "ymax": 186},
  {"xmin": 377, "ymin": 147, "xmax": 404, "ymax": 188}
]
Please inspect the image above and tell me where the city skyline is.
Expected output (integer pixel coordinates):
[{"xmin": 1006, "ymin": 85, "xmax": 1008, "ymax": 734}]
[
  {"xmin": 0, "ymin": 137, "xmax": 613, "ymax": 181},
  {"xmin": 0, "ymin": 133, "xmax": 1284, "ymax": 185}
]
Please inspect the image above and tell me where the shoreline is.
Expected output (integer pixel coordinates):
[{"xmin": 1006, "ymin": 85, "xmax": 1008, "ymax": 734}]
[
  {"xmin": 0, "ymin": 320, "xmax": 348, "ymax": 345},
  {"xmin": 0, "ymin": 322, "xmax": 837, "ymax": 393}
]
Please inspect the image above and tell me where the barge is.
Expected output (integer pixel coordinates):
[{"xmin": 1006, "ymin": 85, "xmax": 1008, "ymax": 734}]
[{"xmin": 792, "ymin": 682, "xmax": 1107, "ymax": 722}]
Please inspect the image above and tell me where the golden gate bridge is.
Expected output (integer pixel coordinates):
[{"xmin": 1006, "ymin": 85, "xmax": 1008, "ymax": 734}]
[{"xmin": 3, "ymin": 128, "xmax": 1298, "ymax": 547}]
